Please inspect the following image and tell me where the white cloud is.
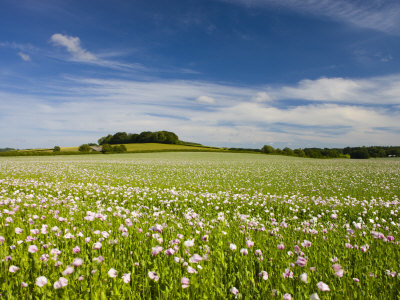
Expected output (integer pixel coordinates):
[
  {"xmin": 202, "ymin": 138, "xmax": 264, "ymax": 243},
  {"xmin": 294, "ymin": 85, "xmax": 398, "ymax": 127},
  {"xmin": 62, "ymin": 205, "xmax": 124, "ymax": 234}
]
[
  {"xmin": 221, "ymin": 0, "xmax": 400, "ymax": 35},
  {"xmin": 253, "ymin": 92, "xmax": 273, "ymax": 103},
  {"xmin": 50, "ymin": 33, "xmax": 96, "ymax": 62},
  {"xmin": 17, "ymin": 52, "xmax": 31, "ymax": 61},
  {"xmin": 266, "ymin": 75, "xmax": 400, "ymax": 105},
  {"xmin": 0, "ymin": 73, "xmax": 399, "ymax": 149},
  {"xmin": 49, "ymin": 33, "xmax": 147, "ymax": 72},
  {"xmin": 196, "ymin": 95, "xmax": 216, "ymax": 104}
]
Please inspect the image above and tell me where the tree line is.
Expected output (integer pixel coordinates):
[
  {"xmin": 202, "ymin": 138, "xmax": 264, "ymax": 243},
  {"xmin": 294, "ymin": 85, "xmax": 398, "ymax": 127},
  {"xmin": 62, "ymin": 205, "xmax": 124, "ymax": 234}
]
[
  {"xmin": 98, "ymin": 131, "xmax": 179, "ymax": 145},
  {"xmin": 261, "ymin": 145, "xmax": 400, "ymax": 159}
]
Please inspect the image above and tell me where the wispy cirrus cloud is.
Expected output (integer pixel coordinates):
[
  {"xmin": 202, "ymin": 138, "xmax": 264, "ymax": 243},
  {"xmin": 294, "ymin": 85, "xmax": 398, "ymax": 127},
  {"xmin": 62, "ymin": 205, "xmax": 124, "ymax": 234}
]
[
  {"xmin": 49, "ymin": 33, "xmax": 146, "ymax": 71},
  {"xmin": 220, "ymin": 0, "xmax": 400, "ymax": 35},
  {"xmin": 17, "ymin": 52, "xmax": 31, "ymax": 61},
  {"xmin": 50, "ymin": 33, "xmax": 96, "ymax": 62}
]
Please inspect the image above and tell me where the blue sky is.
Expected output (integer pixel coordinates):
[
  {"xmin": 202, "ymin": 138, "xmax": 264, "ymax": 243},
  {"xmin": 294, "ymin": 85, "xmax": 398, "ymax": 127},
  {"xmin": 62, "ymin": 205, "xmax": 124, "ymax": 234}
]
[{"xmin": 1, "ymin": 0, "xmax": 400, "ymax": 149}]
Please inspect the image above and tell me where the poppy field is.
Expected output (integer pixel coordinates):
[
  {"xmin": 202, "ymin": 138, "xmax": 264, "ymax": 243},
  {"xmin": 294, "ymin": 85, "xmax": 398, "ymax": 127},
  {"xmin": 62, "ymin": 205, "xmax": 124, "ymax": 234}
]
[{"xmin": 1, "ymin": 152, "xmax": 400, "ymax": 299}]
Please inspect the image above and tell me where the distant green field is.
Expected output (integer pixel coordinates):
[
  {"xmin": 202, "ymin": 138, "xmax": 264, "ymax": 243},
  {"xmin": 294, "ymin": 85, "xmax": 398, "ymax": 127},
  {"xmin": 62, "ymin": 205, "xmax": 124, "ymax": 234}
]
[
  {"xmin": 123, "ymin": 143, "xmax": 221, "ymax": 152},
  {"xmin": 16, "ymin": 143, "xmax": 222, "ymax": 154}
]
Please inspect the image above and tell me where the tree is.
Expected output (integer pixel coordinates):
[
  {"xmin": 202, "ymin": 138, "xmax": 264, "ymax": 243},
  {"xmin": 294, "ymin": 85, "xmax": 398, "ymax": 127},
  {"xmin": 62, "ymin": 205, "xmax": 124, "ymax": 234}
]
[
  {"xmin": 101, "ymin": 144, "xmax": 113, "ymax": 153},
  {"xmin": 113, "ymin": 145, "xmax": 127, "ymax": 153},
  {"xmin": 350, "ymin": 149, "xmax": 370, "ymax": 159},
  {"xmin": 294, "ymin": 149, "xmax": 306, "ymax": 157},
  {"xmin": 261, "ymin": 145, "xmax": 275, "ymax": 154},
  {"xmin": 110, "ymin": 132, "xmax": 128, "ymax": 144},
  {"xmin": 98, "ymin": 134, "xmax": 112, "ymax": 145},
  {"xmin": 78, "ymin": 144, "xmax": 91, "ymax": 152},
  {"xmin": 53, "ymin": 146, "xmax": 61, "ymax": 152},
  {"xmin": 283, "ymin": 147, "xmax": 295, "ymax": 156}
]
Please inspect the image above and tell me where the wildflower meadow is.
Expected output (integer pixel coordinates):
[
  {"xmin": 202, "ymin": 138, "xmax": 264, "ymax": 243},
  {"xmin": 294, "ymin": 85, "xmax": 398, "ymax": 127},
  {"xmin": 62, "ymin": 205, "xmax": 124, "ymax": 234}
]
[{"xmin": 0, "ymin": 152, "xmax": 399, "ymax": 299}]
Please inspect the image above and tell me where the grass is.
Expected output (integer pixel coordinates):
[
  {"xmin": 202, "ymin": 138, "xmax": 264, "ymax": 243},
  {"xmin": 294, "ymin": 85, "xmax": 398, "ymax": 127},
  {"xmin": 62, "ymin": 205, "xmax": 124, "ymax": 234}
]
[{"xmin": 0, "ymin": 153, "xmax": 399, "ymax": 299}]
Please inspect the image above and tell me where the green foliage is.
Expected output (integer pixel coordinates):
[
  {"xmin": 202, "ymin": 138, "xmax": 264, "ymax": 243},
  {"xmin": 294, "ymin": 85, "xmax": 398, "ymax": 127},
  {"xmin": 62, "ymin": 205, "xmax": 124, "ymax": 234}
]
[
  {"xmin": 101, "ymin": 144, "xmax": 113, "ymax": 153},
  {"xmin": 98, "ymin": 131, "xmax": 180, "ymax": 145},
  {"xmin": 261, "ymin": 145, "xmax": 275, "ymax": 154},
  {"xmin": 261, "ymin": 145, "xmax": 400, "ymax": 159},
  {"xmin": 78, "ymin": 144, "xmax": 91, "ymax": 152},
  {"xmin": 112, "ymin": 145, "xmax": 127, "ymax": 153},
  {"xmin": 350, "ymin": 149, "xmax": 370, "ymax": 159},
  {"xmin": 0, "ymin": 148, "xmax": 16, "ymax": 152},
  {"xmin": 53, "ymin": 146, "xmax": 61, "ymax": 152}
]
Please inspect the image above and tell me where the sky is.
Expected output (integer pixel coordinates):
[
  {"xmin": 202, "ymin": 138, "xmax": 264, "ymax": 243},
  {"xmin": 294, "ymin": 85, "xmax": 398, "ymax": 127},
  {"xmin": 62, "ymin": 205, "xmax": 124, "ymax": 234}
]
[{"xmin": 1, "ymin": 0, "xmax": 400, "ymax": 149}]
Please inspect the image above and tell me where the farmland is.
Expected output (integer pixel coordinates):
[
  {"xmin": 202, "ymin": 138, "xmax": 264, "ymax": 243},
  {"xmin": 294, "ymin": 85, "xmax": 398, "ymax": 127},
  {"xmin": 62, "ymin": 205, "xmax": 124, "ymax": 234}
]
[{"xmin": 0, "ymin": 153, "xmax": 400, "ymax": 299}]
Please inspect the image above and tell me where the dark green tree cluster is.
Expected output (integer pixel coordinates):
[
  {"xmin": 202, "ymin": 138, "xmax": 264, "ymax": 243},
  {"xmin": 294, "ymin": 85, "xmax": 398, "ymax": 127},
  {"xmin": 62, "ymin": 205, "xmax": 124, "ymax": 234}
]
[
  {"xmin": 78, "ymin": 144, "xmax": 92, "ymax": 152},
  {"xmin": 101, "ymin": 144, "xmax": 127, "ymax": 154},
  {"xmin": 261, "ymin": 145, "xmax": 400, "ymax": 159},
  {"xmin": 98, "ymin": 131, "xmax": 179, "ymax": 145},
  {"xmin": 0, "ymin": 148, "xmax": 16, "ymax": 152}
]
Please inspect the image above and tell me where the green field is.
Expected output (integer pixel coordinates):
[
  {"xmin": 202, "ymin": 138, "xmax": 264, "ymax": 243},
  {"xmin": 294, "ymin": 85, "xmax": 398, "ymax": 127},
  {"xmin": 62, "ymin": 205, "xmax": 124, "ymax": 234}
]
[
  {"xmin": 0, "ymin": 153, "xmax": 399, "ymax": 299},
  {"xmin": 18, "ymin": 143, "xmax": 222, "ymax": 153}
]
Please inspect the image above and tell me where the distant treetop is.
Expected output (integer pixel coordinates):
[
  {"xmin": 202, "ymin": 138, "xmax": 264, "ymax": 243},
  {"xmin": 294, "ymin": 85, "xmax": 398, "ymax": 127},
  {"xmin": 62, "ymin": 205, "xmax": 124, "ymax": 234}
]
[{"xmin": 98, "ymin": 131, "xmax": 180, "ymax": 145}]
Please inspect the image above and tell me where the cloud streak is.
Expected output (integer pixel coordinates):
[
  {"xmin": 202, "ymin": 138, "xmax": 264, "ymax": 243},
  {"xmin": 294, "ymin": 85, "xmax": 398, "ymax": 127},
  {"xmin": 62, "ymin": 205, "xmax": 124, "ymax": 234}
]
[
  {"xmin": 17, "ymin": 52, "xmax": 31, "ymax": 61},
  {"xmin": 50, "ymin": 33, "xmax": 96, "ymax": 62},
  {"xmin": 0, "ymin": 73, "xmax": 399, "ymax": 149},
  {"xmin": 221, "ymin": 0, "xmax": 400, "ymax": 35},
  {"xmin": 49, "ymin": 33, "xmax": 146, "ymax": 72}
]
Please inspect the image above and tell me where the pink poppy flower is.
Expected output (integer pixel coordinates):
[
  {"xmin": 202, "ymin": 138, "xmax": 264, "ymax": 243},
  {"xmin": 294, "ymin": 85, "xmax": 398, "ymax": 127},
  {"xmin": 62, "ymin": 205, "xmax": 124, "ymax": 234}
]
[
  {"xmin": 187, "ymin": 266, "xmax": 198, "ymax": 274},
  {"xmin": 164, "ymin": 248, "xmax": 175, "ymax": 256},
  {"xmin": 335, "ymin": 269, "xmax": 344, "ymax": 277},
  {"xmin": 295, "ymin": 256, "xmax": 307, "ymax": 267},
  {"xmin": 332, "ymin": 264, "xmax": 342, "ymax": 271},
  {"xmin": 108, "ymin": 268, "xmax": 117, "ymax": 278},
  {"xmin": 310, "ymin": 293, "xmax": 320, "ymax": 300},
  {"xmin": 183, "ymin": 239, "xmax": 194, "ymax": 247},
  {"xmin": 36, "ymin": 276, "xmax": 48, "ymax": 287},
  {"xmin": 181, "ymin": 277, "xmax": 190, "ymax": 288},
  {"xmin": 259, "ymin": 271, "xmax": 268, "ymax": 280},
  {"xmin": 73, "ymin": 246, "xmax": 80, "ymax": 253},
  {"xmin": 93, "ymin": 256, "xmax": 104, "ymax": 263},
  {"xmin": 54, "ymin": 277, "xmax": 68, "ymax": 289},
  {"xmin": 21, "ymin": 282, "xmax": 28, "ymax": 288},
  {"xmin": 317, "ymin": 281, "xmax": 330, "ymax": 292},
  {"xmin": 62, "ymin": 265, "xmax": 74, "ymax": 276},
  {"xmin": 122, "ymin": 273, "xmax": 131, "ymax": 283},
  {"xmin": 72, "ymin": 258, "xmax": 84, "ymax": 267},
  {"xmin": 189, "ymin": 254, "xmax": 203, "ymax": 263},
  {"xmin": 246, "ymin": 240, "xmax": 254, "ymax": 247},
  {"xmin": 152, "ymin": 246, "xmax": 163, "ymax": 256},
  {"xmin": 283, "ymin": 268, "xmax": 293, "ymax": 279},
  {"xmin": 299, "ymin": 273, "xmax": 308, "ymax": 283},
  {"xmin": 231, "ymin": 287, "xmax": 239, "ymax": 295},
  {"xmin": 283, "ymin": 293, "xmax": 292, "ymax": 300},
  {"xmin": 277, "ymin": 243, "xmax": 285, "ymax": 250},
  {"xmin": 28, "ymin": 245, "xmax": 38, "ymax": 253},
  {"xmin": 92, "ymin": 242, "xmax": 102, "ymax": 250},
  {"xmin": 148, "ymin": 271, "xmax": 159, "ymax": 281},
  {"xmin": 230, "ymin": 243, "xmax": 237, "ymax": 251},
  {"xmin": 9, "ymin": 265, "xmax": 19, "ymax": 273},
  {"xmin": 240, "ymin": 248, "xmax": 248, "ymax": 255}
]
